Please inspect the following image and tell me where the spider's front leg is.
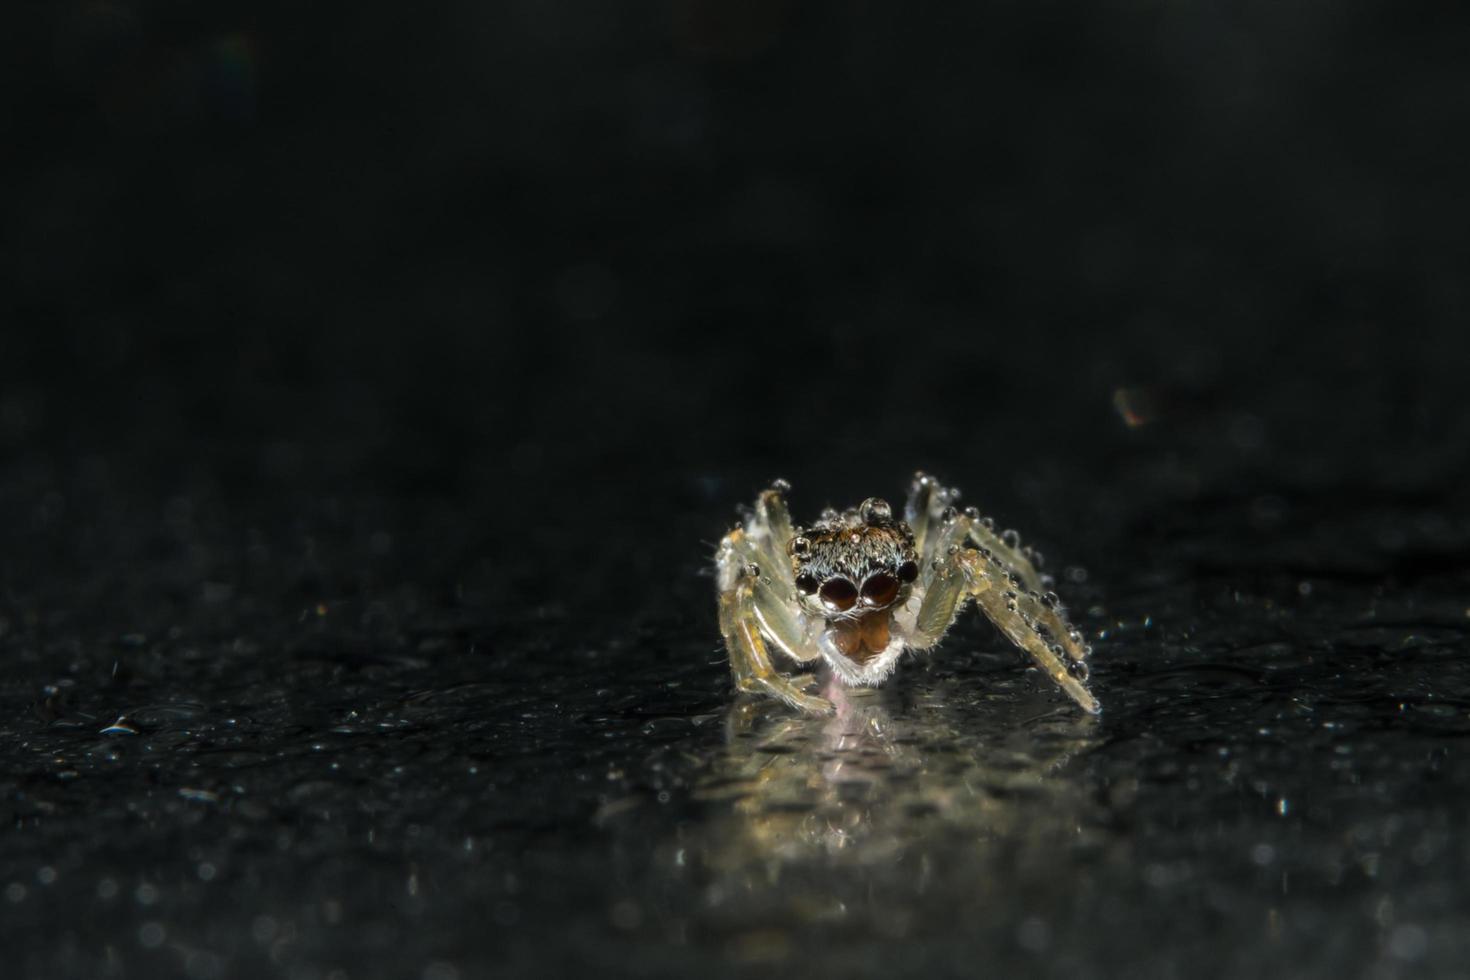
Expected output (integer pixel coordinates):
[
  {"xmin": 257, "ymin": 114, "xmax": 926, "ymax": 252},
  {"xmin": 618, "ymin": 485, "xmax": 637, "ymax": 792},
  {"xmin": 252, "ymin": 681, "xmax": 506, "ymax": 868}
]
[
  {"xmin": 907, "ymin": 518, "xmax": 1099, "ymax": 714},
  {"xmin": 716, "ymin": 528, "xmax": 833, "ymax": 715}
]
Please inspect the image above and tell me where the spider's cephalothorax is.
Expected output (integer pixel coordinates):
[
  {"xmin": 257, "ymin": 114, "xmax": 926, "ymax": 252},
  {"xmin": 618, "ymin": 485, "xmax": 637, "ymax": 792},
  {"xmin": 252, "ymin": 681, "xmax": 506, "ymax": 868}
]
[
  {"xmin": 788, "ymin": 499, "xmax": 920, "ymax": 679},
  {"xmin": 715, "ymin": 473, "xmax": 1098, "ymax": 716}
]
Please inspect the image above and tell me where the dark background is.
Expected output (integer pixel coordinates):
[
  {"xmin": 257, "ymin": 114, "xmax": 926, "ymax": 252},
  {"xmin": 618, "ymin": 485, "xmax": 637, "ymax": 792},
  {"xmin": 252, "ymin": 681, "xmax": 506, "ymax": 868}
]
[{"xmin": 3, "ymin": 3, "xmax": 1470, "ymax": 978}]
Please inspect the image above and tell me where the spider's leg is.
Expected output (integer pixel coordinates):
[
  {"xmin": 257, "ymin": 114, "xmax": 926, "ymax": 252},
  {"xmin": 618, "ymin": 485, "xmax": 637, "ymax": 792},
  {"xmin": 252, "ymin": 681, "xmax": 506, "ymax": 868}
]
[
  {"xmin": 722, "ymin": 529, "xmax": 818, "ymax": 664},
  {"xmin": 718, "ymin": 528, "xmax": 831, "ymax": 712},
  {"xmin": 964, "ymin": 552, "xmax": 1099, "ymax": 714},
  {"xmin": 904, "ymin": 530, "xmax": 1098, "ymax": 713},
  {"xmin": 907, "ymin": 544, "xmax": 973, "ymax": 648},
  {"xmin": 718, "ymin": 564, "xmax": 833, "ymax": 714},
  {"xmin": 961, "ymin": 511, "xmax": 1045, "ymax": 593},
  {"xmin": 748, "ymin": 481, "xmax": 798, "ymax": 591},
  {"xmin": 961, "ymin": 514, "xmax": 1090, "ymax": 664},
  {"xmin": 903, "ymin": 471, "xmax": 960, "ymax": 563}
]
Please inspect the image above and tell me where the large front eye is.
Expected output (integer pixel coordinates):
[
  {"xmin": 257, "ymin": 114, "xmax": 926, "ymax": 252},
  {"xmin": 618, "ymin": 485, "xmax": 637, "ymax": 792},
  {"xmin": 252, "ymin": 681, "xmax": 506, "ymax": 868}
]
[
  {"xmin": 818, "ymin": 577, "xmax": 858, "ymax": 611},
  {"xmin": 861, "ymin": 572, "xmax": 899, "ymax": 607}
]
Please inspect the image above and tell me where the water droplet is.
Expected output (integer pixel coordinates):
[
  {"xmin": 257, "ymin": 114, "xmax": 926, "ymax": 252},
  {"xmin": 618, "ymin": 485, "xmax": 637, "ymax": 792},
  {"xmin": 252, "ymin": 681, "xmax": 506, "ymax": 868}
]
[
  {"xmin": 941, "ymin": 506, "xmax": 958, "ymax": 525},
  {"xmin": 744, "ymin": 562, "xmax": 760, "ymax": 578},
  {"xmin": 859, "ymin": 497, "xmax": 893, "ymax": 524},
  {"xmin": 1001, "ymin": 529, "xmax": 1021, "ymax": 549},
  {"xmin": 100, "ymin": 717, "xmax": 138, "ymax": 736},
  {"xmin": 138, "ymin": 921, "xmax": 166, "ymax": 949},
  {"xmin": 1041, "ymin": 591, "xmax": 1060, "ymax": 608},
  {"xmin": 769, "ymin": 478, "xmax": 791, "ymax": 493},
  {"xmin": 1389, "ymin": 924, "xmax": 1428, "ymax": 961}
]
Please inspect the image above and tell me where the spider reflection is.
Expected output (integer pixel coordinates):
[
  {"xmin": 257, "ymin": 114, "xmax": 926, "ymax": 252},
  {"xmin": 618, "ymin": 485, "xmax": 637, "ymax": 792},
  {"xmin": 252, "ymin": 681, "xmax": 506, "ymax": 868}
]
[{"xmin": 686, "ymin": 669, "xmax": 1101, "ymax": 870}]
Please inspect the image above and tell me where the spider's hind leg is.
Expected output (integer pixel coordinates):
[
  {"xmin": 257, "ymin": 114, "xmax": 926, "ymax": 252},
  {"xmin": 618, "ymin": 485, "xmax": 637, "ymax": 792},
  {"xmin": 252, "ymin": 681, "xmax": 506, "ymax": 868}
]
[
  {"xmin": 961, "ymin": 514, "xmax": 1090, "ymax": 665},
  {"xmin": 904, "ymin": 517, "xmax": 1098, "ymax": 714},
  {"xmin": 964, "ymin": 550, "xmax": 1099, "ymax": 713}
]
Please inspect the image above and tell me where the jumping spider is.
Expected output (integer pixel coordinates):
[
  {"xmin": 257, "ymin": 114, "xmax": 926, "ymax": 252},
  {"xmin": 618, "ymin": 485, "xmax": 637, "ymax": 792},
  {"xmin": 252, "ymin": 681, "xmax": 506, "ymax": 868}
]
[{"xmin": 715, "ymin": 472, "xmax": 1098, "ymax": 715}]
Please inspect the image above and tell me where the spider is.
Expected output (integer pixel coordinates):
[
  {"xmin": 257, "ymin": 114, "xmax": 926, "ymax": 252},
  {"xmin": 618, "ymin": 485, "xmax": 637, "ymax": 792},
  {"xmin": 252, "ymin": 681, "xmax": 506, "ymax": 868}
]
[{"xmin": 715, "ymin": 472, "xmax": 1098, "ymax": 715}]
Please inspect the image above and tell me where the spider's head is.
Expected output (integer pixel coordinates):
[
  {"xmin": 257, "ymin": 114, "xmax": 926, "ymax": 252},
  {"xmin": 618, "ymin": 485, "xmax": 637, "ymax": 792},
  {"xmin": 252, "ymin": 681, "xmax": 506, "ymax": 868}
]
[{"xmin": 789, "ymin": 497, "xmax": 919, "ymax": 666}]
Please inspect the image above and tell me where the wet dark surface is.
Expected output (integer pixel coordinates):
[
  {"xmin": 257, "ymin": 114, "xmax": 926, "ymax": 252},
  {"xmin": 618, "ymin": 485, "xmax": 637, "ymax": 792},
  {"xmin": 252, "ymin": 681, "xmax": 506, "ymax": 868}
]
[
  {"xmin": 6, "ymin": 3, "xmax": 1470, "ymax": 979},
  {"xmin": 4, "ymin": 439, "xmax": 1469, "ymax": 979}
]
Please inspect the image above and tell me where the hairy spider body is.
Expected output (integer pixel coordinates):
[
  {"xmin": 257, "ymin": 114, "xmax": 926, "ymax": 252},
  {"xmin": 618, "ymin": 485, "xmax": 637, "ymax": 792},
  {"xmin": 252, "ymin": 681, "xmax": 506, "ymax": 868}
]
[{"xmin": 715, "ymin": 473, "xmax": 1098, "ymax": 715}]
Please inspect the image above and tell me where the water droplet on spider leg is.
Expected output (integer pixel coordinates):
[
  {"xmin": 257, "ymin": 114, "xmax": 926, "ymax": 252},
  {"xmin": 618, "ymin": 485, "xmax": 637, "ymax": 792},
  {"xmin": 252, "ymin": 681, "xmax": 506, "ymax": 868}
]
[
  {"xmin": 859, "ymin": 497, "xmax": 893, "ymax": 524},
  {"xmin": 1067, "ymin": 629, "xmax": 1085, "ymax": 645},
  {"xmin": 1008, "ymin": 572, "xmax": 1024, "ymax": 588},
  {"xmin": 1041, "ymin": 591, "xmax": 1061, "ymax": 609},
  {"xmin": 1030, "ymin": 549, "xmax": 1046, "ymax": 569},
  {"xmin": 963, "ymin": 506, "xmax": 980, "ymax": 520},
  {"xmin": 941, "ymin": 506, "xmax": 958, "ymax": 525},
  {"xmin": 744, "ymin": 563, "xmax": 761, "ymax": 578},
  {"xmin": 769, "ymin": 478, "xmax": 791, "ymax": 493},
  {"xmin": 820, "ymin": 507, "xmax": 839, "ymax": 521},
  {"xmin": 1001, "ymin": 529, "xmax": 1022, "ymax": 549},
  {"xmin": 1068, "ymin": 660, "xmax": 1091, "ymax": 681},
  {"xmin": 979, "ymin": 516, "xmax": 996, "ymax": 532},
  {"xmin": 789, "ymin": 536, "xmax": 811, "ymax": 557}
]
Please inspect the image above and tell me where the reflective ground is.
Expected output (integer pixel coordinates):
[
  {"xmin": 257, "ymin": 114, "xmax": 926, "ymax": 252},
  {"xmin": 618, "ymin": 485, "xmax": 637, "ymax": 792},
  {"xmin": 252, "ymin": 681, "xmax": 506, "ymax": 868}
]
[{"xmin": 2, "ymin": 447, "xmax": 1467, "ymax": 979}]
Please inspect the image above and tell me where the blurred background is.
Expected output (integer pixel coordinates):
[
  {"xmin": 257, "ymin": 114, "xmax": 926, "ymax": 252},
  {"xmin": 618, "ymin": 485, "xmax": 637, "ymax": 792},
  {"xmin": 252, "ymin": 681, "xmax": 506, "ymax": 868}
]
[
  {"xmin": 4, "ymin": 3, "xmax": 1470, "ymax": 978},
  {"xmin": 6, "ymin": 1, "xmax": 1468, "ymax": 506}
]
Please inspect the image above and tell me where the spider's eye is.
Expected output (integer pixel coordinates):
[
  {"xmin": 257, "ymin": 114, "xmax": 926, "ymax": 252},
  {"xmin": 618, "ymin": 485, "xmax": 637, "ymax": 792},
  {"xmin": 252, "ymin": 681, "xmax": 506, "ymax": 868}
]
[
  {"xmin": 818, "ymin": 577, "xmax": 858, "ymax": 611},
  {"xmin": 861, "ymin": 572, "xmax": 899, "ymax": 607},
  {"xmin": 794, "ymin": 572, "xmax": 819, "ymax": 594},
  {"xmin": 896, "ymin": 560, "xmax": 919, "ymax": 583}
]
